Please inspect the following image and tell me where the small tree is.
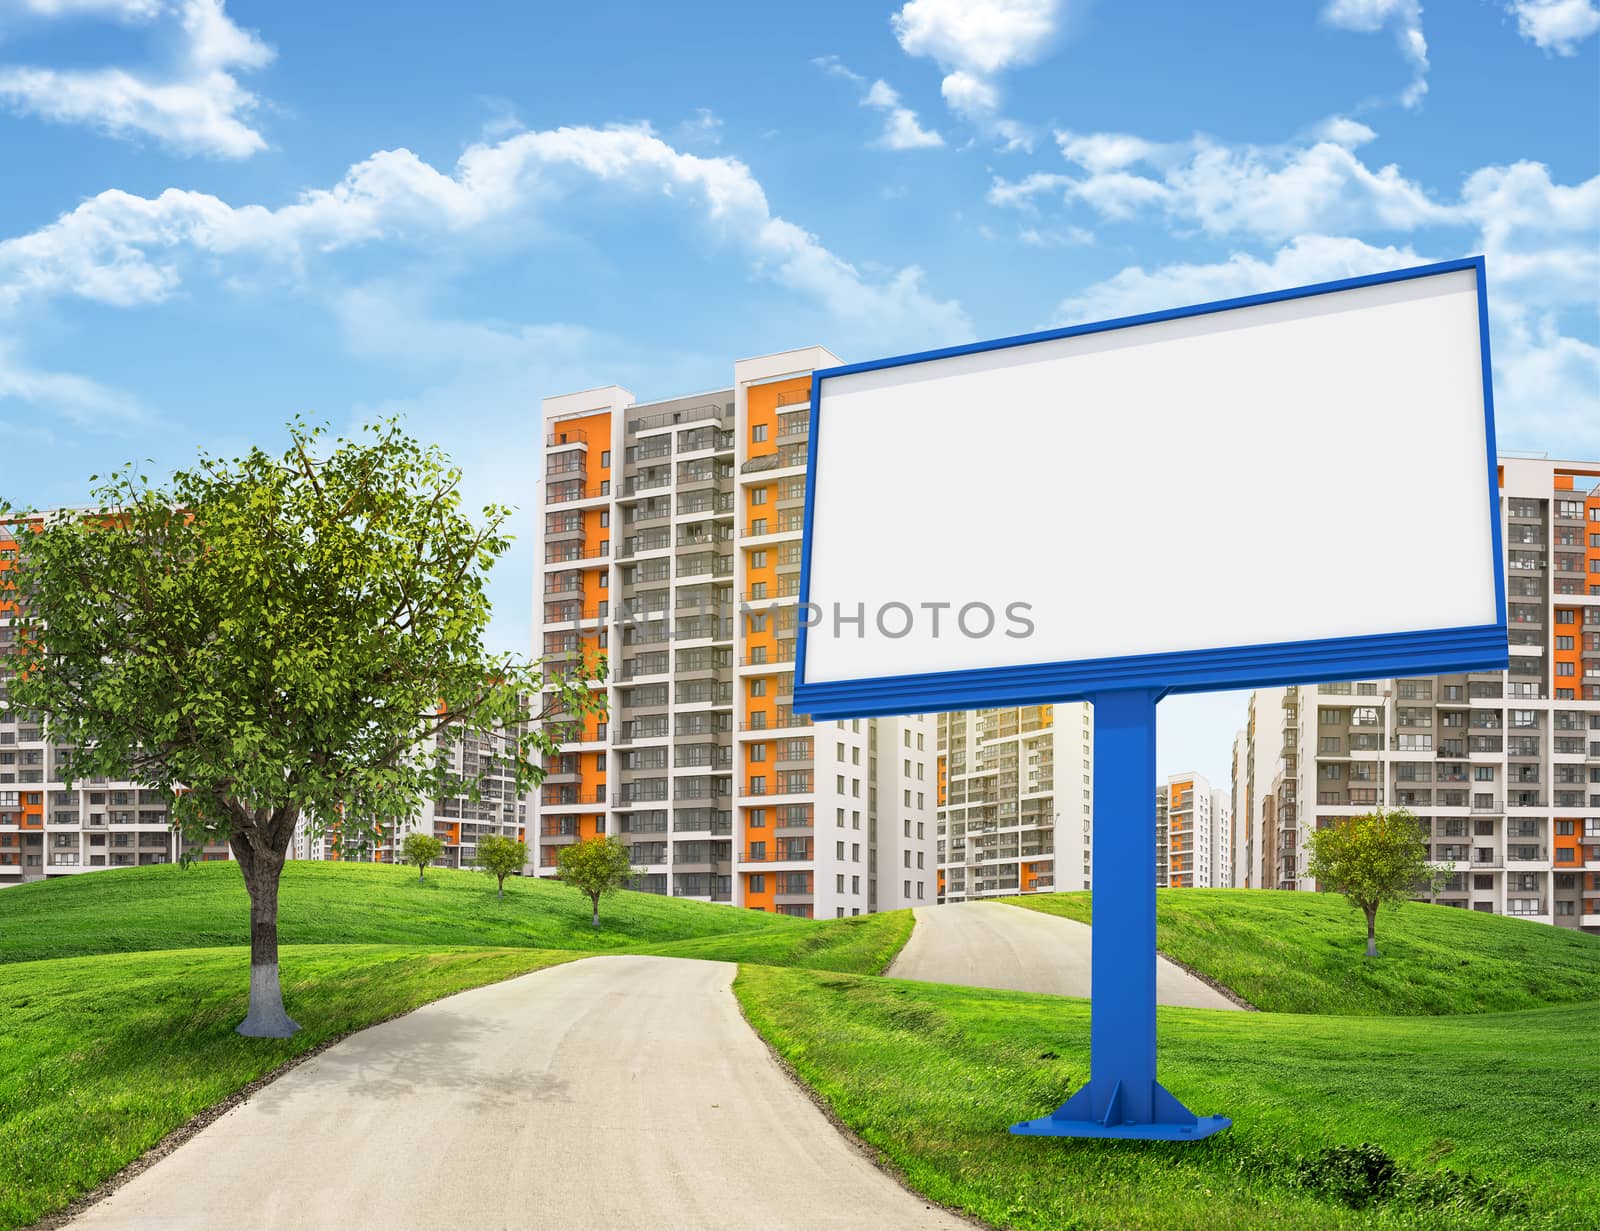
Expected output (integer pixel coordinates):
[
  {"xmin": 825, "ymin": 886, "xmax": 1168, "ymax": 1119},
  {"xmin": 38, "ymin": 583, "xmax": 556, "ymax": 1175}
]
[
  {"xmin": 402, "ymin": 831, "xmax": 444, "ymax": 882},
  {"xmin": 476, "ymin": 834, "xmax": 527, "ymax": 900},
  {"xmin": 555, "ymin": 835, "xmax": 636, "ymax": 929},
  {"xmin": 1304, "ymin": 808, "xmax": 1450, "ymax": 957},
  {"xmin": 1, "ymin": 419, "xmax": 603, "ymax": 1036}
]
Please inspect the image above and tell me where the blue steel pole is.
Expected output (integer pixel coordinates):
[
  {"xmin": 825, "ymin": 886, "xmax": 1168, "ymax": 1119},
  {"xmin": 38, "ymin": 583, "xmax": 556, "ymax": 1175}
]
[{"xmin": 1010, "ymin": 687, "xmax": 1230, "ymax": 1141}]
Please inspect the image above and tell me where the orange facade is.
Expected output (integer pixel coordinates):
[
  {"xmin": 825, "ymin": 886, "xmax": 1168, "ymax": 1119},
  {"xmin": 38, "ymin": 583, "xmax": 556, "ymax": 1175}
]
[{"xmin": 739, "ymin": 376, "xmax": 808, "ymax": 914}]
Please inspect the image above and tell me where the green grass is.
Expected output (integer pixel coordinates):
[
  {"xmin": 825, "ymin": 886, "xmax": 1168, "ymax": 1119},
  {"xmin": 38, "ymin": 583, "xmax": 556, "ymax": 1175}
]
[
  {"xmin": 736, "ymin": 965, "xmax": 1600, "ymax": 1231},
  {"xmin": 0, "ymin": 861, "xmax": 806, "ymax": 964},
  {"xmin": 1006, "ymin": 889, "xmax": 1600, "ymax": 1015},
  {"xmin": 0, "ymin": 943, "xmax": 577, "ymax": 1231},
  {"xmin": 0, "ymin": 862, "xmax": 914, "ymax": 1230},
  {"xmin": 644, "ymin": 907, "xmax": 913, "ymax": 974}
]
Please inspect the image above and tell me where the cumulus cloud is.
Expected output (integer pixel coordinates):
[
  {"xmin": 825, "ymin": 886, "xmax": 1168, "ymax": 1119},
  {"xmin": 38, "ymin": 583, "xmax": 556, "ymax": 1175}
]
[
  {"xmin": 0, "ymin": 124, "xmax": 970, "ymax": 343},
  {"xmin": 815, "ymin": 59, "xmax": 943, "ymax": 150},
  {"xmin": 0, "ymin": 0, "xmax": 274, "ymax": 158},
  {"xmin": 891, "ymin": 0, "xmax": 1063, "ymax": 149},
  {"xmin": 1320, "ymin": 0, "xmax": 1429, "ymax": 108},
  {"xmin": 1506, "ymin": 0, "xmax": 1600, "ymax": 53},
  {"xmin": 1007, "ymin": 126, "xmax": 1458, "ymax": 240}
]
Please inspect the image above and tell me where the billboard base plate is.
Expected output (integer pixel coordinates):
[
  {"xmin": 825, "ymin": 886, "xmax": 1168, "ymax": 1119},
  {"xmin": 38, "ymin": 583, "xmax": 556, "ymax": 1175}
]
[{"xmin": 1010, "ymin": 1079, "xmax": 1231, "ymax": 1142}]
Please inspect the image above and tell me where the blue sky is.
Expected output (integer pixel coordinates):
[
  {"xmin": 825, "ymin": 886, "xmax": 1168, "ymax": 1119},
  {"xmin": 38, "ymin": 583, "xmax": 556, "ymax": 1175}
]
[{"xmin": 1, "ymin": 0, "xmax": 1596, "ymax": 786}]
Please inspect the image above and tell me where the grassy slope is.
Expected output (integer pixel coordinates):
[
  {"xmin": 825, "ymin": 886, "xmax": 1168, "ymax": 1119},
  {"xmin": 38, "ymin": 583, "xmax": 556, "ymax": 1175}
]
[
  {"xmin": 1007, "ymin": 889, "xmax": 1600, "ymax": 1015},
  {"xmin": 0, "ymin": 863, "xmax": 914, "ymax": 1230},
  {"xmin": 0, "ymin": 861, "xmax": 801, "ymax": 963},
  {"xmin": 0, "ymin": 944, "xmax": 576, "ymax": 1231},
  {"xmin": 737, "ymin": 966, "xmax": 1600, "ymax": 1231}
]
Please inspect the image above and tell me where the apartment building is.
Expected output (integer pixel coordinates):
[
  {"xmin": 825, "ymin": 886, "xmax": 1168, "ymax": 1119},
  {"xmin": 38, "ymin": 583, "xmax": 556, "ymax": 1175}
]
[
  {"xmin": 292, "ymin": 716, "xmax": 531, "ymax": 869},
  {"xmin": 935, "ymin": 704, "xmax": 1094, "ymax": 902},
  {"xmin": 531, "ymin": 349, "xmax": 938, "ymax": 919},
  {"xmin": 1163, "ymin": 772, "xmax": 1231, "ymax": 888},
  {"xmin": 1234, "ymin": 457, "xmax": 1600, "ymax": 931},
  {"xmin": 0, "ymin": 515, "xmax": 232, "ymax": 883},
  {"xmin": 1155, "ymin": 786, "xmax": 1169, "ymax": 887}
]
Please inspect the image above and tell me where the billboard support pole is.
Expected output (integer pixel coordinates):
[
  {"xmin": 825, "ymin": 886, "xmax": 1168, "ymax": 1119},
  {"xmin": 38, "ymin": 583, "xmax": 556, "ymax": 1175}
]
[{"xmin": 1011, "ymin": 687, "xmax": 1231, "ymax": 1141}]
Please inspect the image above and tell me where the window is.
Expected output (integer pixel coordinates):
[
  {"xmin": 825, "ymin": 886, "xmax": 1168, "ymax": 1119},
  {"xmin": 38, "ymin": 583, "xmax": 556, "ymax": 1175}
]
[
  {"xmin": 836, "ymin": 807, "xmax": 844, "ymax": 827},
  {"xmin": 852, "ymin": 843, "xmax": 860, "ymax": 862},
  {"xmin": 1557, "ymin": 820, "xmax": 1575, "ymax": 835},
  {"xmin": 750, "ymin": 518, "xmax": 766, "ymax": 536},
  {"xmin": 600, "ymin": 450, "xmax": 611, "ymax": 468},
  {"xmin": 750, "ymin": 744, "xmax": 767, "ymax": 763},
  {"xmin": 750, "ymin": 487, "xmax": 767, "ymax": 505},
  {"xmin": 751, "ymin": 424, "xmax": 767, "ymax": 443},
  {"xmin": 749, "ymin": 874, "xmax": 765, "ymax": 892},
  {"xmin": 750, "ymin": 679, "xmax": 766, "ymax": 697},
  {"xmin": 836, "ymin": 874, "xmax": 845, "ymax": 892},
  {"xmin": 750, "ymin": 550, "xmax": 767, "ymax": 568},
  {"xmin": 749, "ymin": 808, "xmax": 766, "ymax": 828}
]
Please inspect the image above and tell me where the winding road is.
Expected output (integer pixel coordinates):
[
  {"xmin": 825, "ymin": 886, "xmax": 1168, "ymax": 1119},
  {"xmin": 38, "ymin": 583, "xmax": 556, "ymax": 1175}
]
[
  {"xmin": 886, "ymin": 900, "xmax": 1242, "ymax": 1009},
  {"xmin": 70, "ymin": 956, "xmax": 966, "ymax": 1231}
]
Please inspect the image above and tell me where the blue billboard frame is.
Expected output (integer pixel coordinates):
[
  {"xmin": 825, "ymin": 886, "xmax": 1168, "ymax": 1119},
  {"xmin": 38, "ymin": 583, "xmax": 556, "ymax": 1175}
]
[
  {"xmin": 790, "ymin": 257, "xmax": 1507, "ymax": 1142},
  {"xmin": 793, "ymin": 257, "xmax": 1507, "ymax": 723}
]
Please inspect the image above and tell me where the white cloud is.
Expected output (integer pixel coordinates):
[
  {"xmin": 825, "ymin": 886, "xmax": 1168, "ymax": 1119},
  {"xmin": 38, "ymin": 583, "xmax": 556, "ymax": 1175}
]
[
  {"xmin": 939, "ymin": 69, "xmax": 999, "ymax": 117},
  {"xmin": 1023, "ymin": 126, "xmax": 1456, "ymax": 239},
  {"xmin": 1507, "ymin": 0, "xmax": 1600, "ymax": 53},
  {"xmin": 1053, "ymin": 234, "xmax": 1426, "ymax": 322},
  {"xmin": 0, "ymin": 124, "xmax": 970, "ymax": 344},
  {"xmin": 1320, "ymin": 0, "xmax": 1429, "ymax": 108},
  {"xmin": 0, "ymin": 339, "xmax": 144, "ymax": 428},
  {"xmin": 863, "ymin": 79, "xmax": 943, "ymax": 150},
  {"xmin": 892, "ymin": 0, "xmax": 1061, "ymax": 74},
  {"xmin": 1311, "ymin": 115, "xmax": 1379, "ymax": 148},
  {"xmin": 1056, "ymin": 129, "xmax": 1164, "ymax": 173},
  {"xmin": 0, "ymin": 0, "xmax": 273, "ymax": 158},
  {"xmin": 891, "ymin": 0, "xmax": 1061, "ymax": 148},
  {"xmin": 816, "ymin": 59, "xmax": 943, "ymax": 151},
  {"xmin": 986, "ymin": 171, "xmax": 1073, "ymax": 210}
]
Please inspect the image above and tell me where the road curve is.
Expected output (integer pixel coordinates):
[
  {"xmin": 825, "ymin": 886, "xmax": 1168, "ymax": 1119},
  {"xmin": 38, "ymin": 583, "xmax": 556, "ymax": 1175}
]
[
  {"xmin": 71, "ymin": 956, "xmax": 966, "ymax": 1231},
  {"xmin": 886, "ymin": 900, "xmax": 1241, "ymax": 1010}
]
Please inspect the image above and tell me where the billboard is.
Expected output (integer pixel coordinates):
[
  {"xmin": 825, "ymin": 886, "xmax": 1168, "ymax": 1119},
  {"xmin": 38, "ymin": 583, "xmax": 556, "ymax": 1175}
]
[{"xmin": 795, "ymin": 258, "xmax": 1505, "ymax": 721}]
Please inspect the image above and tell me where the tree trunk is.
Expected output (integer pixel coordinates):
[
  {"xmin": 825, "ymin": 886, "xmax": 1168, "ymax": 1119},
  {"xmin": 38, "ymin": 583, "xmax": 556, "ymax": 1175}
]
[
  {"xmin": 418, "ymin": 861, "xmax": 425, "ymax": 883},
  {"xmin": 497, "ymin": 875, "xmax": 505, "ymax": 901},
  {"xmin": 591, "ymin": 894, "xmax": 600, "ymax": 929},
  {"xmin": 232, "ymin": 836, "xmax": 300, "ymax": 1038},
  {"xmin": 1364, "ymin": 904, "xmax": 1379, "ymax": 958}
]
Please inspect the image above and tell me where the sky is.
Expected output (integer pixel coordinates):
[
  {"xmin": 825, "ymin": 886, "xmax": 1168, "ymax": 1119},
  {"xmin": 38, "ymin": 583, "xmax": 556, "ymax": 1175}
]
[{"xmin": 0, "ymin": 0, "xmax": 1596, "ymax": 788}]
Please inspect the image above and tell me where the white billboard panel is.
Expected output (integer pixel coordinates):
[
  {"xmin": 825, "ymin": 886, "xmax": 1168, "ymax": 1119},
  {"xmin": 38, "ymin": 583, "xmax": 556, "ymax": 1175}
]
[{"xmin": 794, "ymin": 260, "xmax": 1506, "ymax": 719}]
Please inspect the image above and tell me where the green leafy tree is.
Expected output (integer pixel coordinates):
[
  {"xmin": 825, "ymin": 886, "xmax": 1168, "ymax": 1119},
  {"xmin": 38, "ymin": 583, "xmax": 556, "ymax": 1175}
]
[
  {"xmin": 402, "ymin": 831, "xmax": 445, "ymax": 882},
  {"xmin": 1304, "ymin": 808, "xmax": 1450, "ymax": 958},
  {"xmin": 0, "ymin": 419, "xmax": 603, "ymax": 1036},
  {"xmin": 556, "ymin": 835, "xmax": 636, "ymax": 929},
  {"xmin": 475, "ymin": 834, "xmax": 527, "ymax": 900}
]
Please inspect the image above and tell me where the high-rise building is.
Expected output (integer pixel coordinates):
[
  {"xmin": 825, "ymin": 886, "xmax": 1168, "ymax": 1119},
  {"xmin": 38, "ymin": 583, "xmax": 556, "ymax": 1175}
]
[
  {"xmin": 1163, "ymin": 772, "xmax": 1231, "ymax": 888},
  {"xmin": 1, "ymin": 514, "xmax": 233, "ymax": 883},
  {"xmin": 1155, "ymin": 786, "xmax": 1169, "ymax": 887},
  {"xmin": 1234, "ymin": 457, "xmax": 1600, "ymax": 931},
  {"xmin": 531, "ymin": 349, "xmax": 938, "ymax": 918},
  {"xmin": 293, "ymin": 714, "xmax": 531, "ymax": 869},
  {"xmin": 935, "ymin": 704, "xmax": 1094, "ymax": 902}
]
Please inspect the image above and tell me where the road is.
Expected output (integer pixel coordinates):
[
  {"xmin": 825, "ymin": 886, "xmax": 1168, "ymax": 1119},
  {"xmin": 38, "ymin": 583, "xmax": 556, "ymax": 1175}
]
[
  {"xmin": 886, "ymin": 900, "xmax": 1242, "ymax": 1009},
  {"xmin": 71, "ymin": 956, "xmax": 967, "ymax": 1231}
]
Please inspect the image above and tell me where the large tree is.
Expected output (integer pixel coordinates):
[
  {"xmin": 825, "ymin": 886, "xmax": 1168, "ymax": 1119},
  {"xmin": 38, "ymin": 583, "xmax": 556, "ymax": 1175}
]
[
  {"xmin": 1304, "ymin": 808, "xmax": 1450, "ymax": 958},
  {"xmin": 1, "ymin": 419, "xmax": 602, "ymax": 1036}
]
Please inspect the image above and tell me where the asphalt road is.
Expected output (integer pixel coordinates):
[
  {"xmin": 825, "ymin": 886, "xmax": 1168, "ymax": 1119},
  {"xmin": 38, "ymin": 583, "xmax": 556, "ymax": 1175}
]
[
  {"xmin": 886, "ymin": 900, "xmax": 1242, "ymax": 1009},
  {"xmin": 71, "ymin": 956, "xmax": 967, "ymax": 1231}
]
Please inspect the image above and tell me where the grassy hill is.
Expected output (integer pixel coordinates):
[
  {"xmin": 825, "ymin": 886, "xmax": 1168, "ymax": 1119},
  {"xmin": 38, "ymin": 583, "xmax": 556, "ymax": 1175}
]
[
  {"xmin": 5, "ymin": 867, "xmax": 1598, "ymax": 1231},
  {"xmin": 1008, "ymin": 888, "xmax": 1600, "ymax": 1015},
  {"xmin": 738, "ymin": 967, "xmax": 1600, "ymax": 1231},
  {"xmin": 0, "ymin": 861, "xmax": 806, "ymax": 964}
]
